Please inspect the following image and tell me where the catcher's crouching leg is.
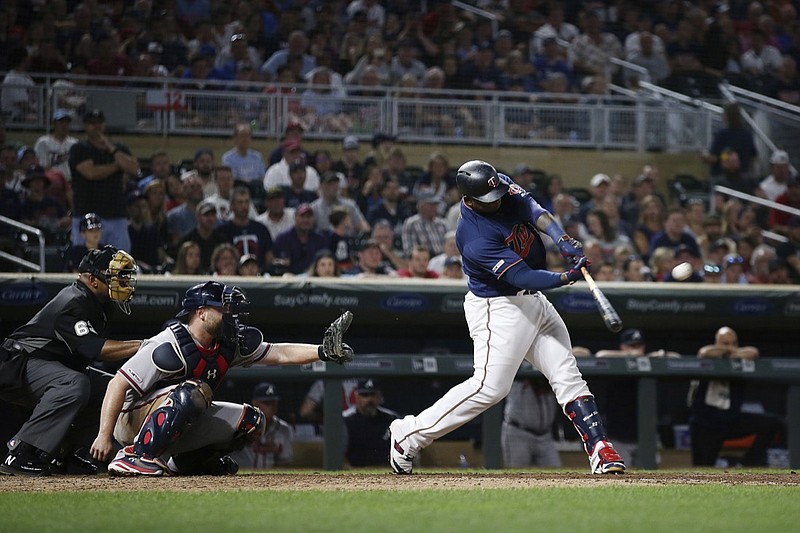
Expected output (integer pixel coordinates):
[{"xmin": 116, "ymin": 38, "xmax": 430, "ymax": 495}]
[
  {"xmin": 134, "ymin": 380, "xmax": 213, "ymax": 459},
  {"xmin": 170, "ymin": 403, "xmax": 265, "ymax": 476}
]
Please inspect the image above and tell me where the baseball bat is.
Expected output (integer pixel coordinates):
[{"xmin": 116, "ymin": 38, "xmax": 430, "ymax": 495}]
[{"xmin": 581, "ymin": 267, "xmax": 623, "ymax": 333}]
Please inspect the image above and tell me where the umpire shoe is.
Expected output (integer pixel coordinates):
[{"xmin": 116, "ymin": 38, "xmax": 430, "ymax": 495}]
[
  {"xmin": 388, "ymin": 419, "xmax": 415, "ymax": 475},
  {"xmin": 107, "ymin": 446, "xmax": 166, "ymax": 477},
  {"xmin": 0, "ymin": 442, "xmax": 55, "ymax": 476},
  {"xmin": 588, "ymin": 440, "xmax": 626, "ymax": 474}
]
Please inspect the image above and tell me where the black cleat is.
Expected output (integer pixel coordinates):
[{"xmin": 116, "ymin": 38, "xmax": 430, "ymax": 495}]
[{"xmin": 0, "ymin": 442, "xmax": 55, "ymax": 476}]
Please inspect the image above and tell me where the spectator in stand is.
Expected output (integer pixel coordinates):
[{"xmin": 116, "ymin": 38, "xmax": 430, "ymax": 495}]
[
  {"xmin": 34, "ymin": 109, "xmax": 77, "ymax": 183},
  {"xmin": 218, "ymin": 186, "xmax": 273, "ymax": 271},
  {"xmin": 370, "ymin": 219, "xmax": 408, "ymax": 272},
  {"xmin": 327, "ymin": 207, "xmax": 356, "ymax": 272},
  {"xmin": 401, "ymin": 193, "xmax": 449, "ymax": 257},
  {"xmin": 742, "ymin": 28, "xmax": 783, "ymax": 78},
  {"xmin": 19, "ymin": 164, "xmax": 69, "ymax": 241},
  {"xmin": 169, "ymin": 240, "xmax": 202, "ymax": 276},
  {"xmin": 398, "ymin": 245, "xmax": 438, "ymax": 279},
  {"xmin": 428, "ymin": 230, "xmax": 460, "ymax": 275},
  {"xmin": 769, "ymin": 176, "xmax": 800, "ymax": 234},
  {"xmin": 366, "ymin": 177, "xmax": 412, "ymax": 233},
  {"xmin": 231, "ymin": 382, "xmax": 294, "ymax": 469},
  {"xmin": 179, "ymin": 52, "xmax": 227, "ymax": 90},
  {"xmin": 621, "ymin": 254, "xmax": 652, "ymax": 282},
  {"xmin": 381, "ymin": 147, "xmax": 416, "ymax": 203},
  {"xmin": 204, "ymin": 165, "xmax": 257, "ymax": 222},
  {"xmin": 333, "ymin": 136, "xmax": 366, "ymax": 200},
  {"xmin": 703, "ymin": 103, "xmax": 758, "ymax": 180},
  {"xmin": 300, "ymin": 67, "xmax": 352, "ymax": 134},
  {"xmin": 86, "ymin": 30, "xmax": 133, "ymax": 86},
  {"xmin": 648, "ymin": 207, "xmax": 701, "ymax": 260},
  {"xmin": 139, "ymin": 177, "xmax": 168, "ymax": 243},
  {"xmin": 756, "ymin": 150, "xmax": 796, "ymax": 202},
  {"xmin": 264, "ymin": 139, "xmax": 321, "ymax": 193},
  {"xmin": 65, "ymin": 213, "xmax": 103, "ymax": 273},
  {"xmin": 0, "ymin": 145, "xmax": 24, "ymax": 194},
  {"xmin": 343, "ymin": 379, "xmax": 399, "ymax": 468},
  {"xmin": 1, "ymin": 46, "xmax": 35, "ymax": 122},
  {"xmin": 69, "ymin": 109, "xmax": 139, "ymax": 252},
  {"xmin": 688, "ymin": 327, "xmax": 783, "ymax": 467},
  {"xmin": 209, "ymin": 242, "xmax": 240, "ymax": 276},
  {"xmin": 441, "ymin": 256, "xmax": 465, "ymax": 280},
  {"xmin": 458, "ymin": 42, "xmax": 502, "ymax": 94},
  {"xmin": 569, "ymin": 9, "xmax": 623, "ymax": 78},
  {"xmin": 272, "ymin": 203, "xmax": 329, "ymax": 276},
  {"xmin": 215, "ymin": 33, "xmax": 262, "ymax": 81},
  {"xmin": 281, "ymin": 160, "xmax": 319, "ymax": 209},
  {"xmin": 166, "ymin": 170, "xmax": 205, "ymax": 253},
  {"xmin": 259, "ymin": 30, "xmax": 315, "ymax": 82},
  {"xmin": 192, "ymin": 148, "xmax": 218, "ymax": 198},
  {"xmin": 140, "ymin": 149, "xmax": 176, "ymax": 203},
  {"xmin": 720, "ymin": 254, "xmax": 749, "ymax": 284},
  {"xmin": 389, "ymin": 39, "xmax": 427, "ymax": 85},
  {"xmin": 312, "ymin": 172, "xmax": 370, "ymax": 237},
  {"xmin": 775, "ymin": 216, "xmax": 800, "ymax": 282},
  {"xmin": 344, "ymin": 238, "xmax": 397, "ymax": 277},
  {"xmin": 364, "ymin": 132, "xmax": 397, "ymax": 171},
  {"xmin": 306, "ymin": 249, "xmax": 342, "ymax": 278},
  {"xmin": 579, "ymin": 173, "xmax": 612, "ymax": 224},
  {"xmin": 585, "ymin": 209, "xmax": 633, "ymax": 264},
  {"xmin": 530, "ymin": 3, "xmax": 579, "ymax": 57},
  {"xmin": 413, "ymin": 151, "xmax": 457, "ymax": 209},
  {"xmin": 268, "ymin": 122, "xmax": 309, "ymax": 167},
  {"xmin": 649, "ymin": 246, "xmax": 676, "ymax": 282},
  {"xmin": 256, "ymin": 187, "xmax": 295, "ymax": 241},
  {"xmin": 625, "ymin": 31, "xmax": 671, "ymax": 87},
  {"xmin": 235, "ymin": 253, "xmax": 261, "ymax": 276},
  {"xmin": 126, "ymin": 190, "xmax": 165, "ymax": 274},
  {"xmin": 533, "ymin": 37, "xmax": 576, "ymax": 91},
  {"xmin": 221, "ymin": 123, "xmax": 266, "ymax": 184},
  {"xmin": 179, "ymin": 199, "xmax": 230, "ymax": 274}
]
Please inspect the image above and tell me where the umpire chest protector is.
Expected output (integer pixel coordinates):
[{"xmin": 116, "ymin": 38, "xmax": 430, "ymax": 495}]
[{"xmin": 152, "ymin": 322, "xmax": 238, "ymax": 390}]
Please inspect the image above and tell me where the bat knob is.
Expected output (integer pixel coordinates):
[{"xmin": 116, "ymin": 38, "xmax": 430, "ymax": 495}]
[{"xmin": 609, "ymin": 321, "xmax": 623, "ymax": 333}]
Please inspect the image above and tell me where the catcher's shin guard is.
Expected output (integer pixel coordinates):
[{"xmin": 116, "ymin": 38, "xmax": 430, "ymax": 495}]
[
  {"xmin": 565, "ymin": 395, "xmax": 608, "ymax": 454},
  {"xmin": 230, "ymin": 403, "xmax": 266, "ymax": 450},
  {"xmin": 133, "ymin": 380, "xmax": 212, "ymax": 458}
]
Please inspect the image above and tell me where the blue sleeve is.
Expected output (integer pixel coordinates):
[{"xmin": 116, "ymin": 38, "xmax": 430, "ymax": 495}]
[{"xmin": 503, "ymin": 261, "xmax": 564, "ymax": 291}]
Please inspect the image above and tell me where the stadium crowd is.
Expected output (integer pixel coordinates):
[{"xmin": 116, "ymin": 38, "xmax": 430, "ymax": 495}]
[{"xmin": 0, "ymin": 0, "xmax": 798, "ymax": 283}]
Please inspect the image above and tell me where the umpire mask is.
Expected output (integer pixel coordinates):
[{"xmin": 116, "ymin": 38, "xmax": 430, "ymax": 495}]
[{"xmin": 79, "ymin": 245, "xmax": 138, "ymax": 314}]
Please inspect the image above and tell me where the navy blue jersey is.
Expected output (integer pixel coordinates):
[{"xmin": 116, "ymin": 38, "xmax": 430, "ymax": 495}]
[{"xmin": 456, "ymin": 178, "xmax": 554, "ymax": 297}]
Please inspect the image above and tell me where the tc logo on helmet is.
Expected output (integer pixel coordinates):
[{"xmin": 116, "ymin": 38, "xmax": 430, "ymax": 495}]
[{"xmin": 488, "ymin": 176, "xmax": 498, "ymax": 188}]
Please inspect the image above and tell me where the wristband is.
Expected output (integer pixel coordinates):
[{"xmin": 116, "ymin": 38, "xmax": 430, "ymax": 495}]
[{"xmin": 317, "ymin": 344, "xmax": 327, "ymax": 361}]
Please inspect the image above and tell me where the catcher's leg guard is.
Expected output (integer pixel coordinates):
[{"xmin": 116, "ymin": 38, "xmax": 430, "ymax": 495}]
[
  {"xmin": 230, "ymin": 403, "xmax": 266, "ymax": 450},
  {"xmin": 133, "ymin": 380, "xmax": 212, "ymax": 459}
]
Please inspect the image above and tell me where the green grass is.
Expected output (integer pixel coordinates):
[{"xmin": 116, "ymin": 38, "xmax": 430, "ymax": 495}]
[{"xmin": 0, "ymin": 477, "xmax": 798, "ymax": 533}]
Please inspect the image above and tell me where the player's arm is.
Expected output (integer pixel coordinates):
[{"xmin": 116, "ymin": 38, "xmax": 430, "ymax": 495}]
[
  {"xmin": 259, "ymin": 343, "xmax": 324, "ymax": 366},
  {"xmin": 98, "ymin": 339, "xmax": 143, "ymax": 362},
  {"xmin": 257, "ymin": 311, "xmax": 354, "ymax": 366},
  {"xmin": 533, "ymin": 210, "xmax": 584, "ymax": 259},
  {"xmin": 90, "ymin": 374, "xmax": 132, "ymax": 462},
  {"xmin": 730, "ymin": 346, "xmax": 759, "ymax": 360},
  {"xmin": 697, "ymin": 344, "xmax": 730, "ymax": 358}
]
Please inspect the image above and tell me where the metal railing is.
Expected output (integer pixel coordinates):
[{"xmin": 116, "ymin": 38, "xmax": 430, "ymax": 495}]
[
  {"xmin": 1, "ymin": 74, "xmax": 720, "ymax": 152},
  {"xmin": 0, "ymin": 216, "xmax": 45, "ymax": 272}
]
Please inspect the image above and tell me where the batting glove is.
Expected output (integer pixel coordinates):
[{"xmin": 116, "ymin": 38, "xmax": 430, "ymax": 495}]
[
  {"xmin": 564, "ymin": 256, "xmax": 590, "ymax": 284},
  {"xmin": 557, "ymin": 234, "xmax": 584, "ymax": 258}
]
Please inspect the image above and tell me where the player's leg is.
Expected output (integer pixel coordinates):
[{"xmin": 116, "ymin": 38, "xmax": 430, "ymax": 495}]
[
  {"xmin": 532, "ymin": 434, "xmax": 562, "ymax": 468},
  {"xmin": 525, "ymin": 296, "xmax": 624, "ymax": 474},
  {"xmin": 108, "ymin": 380, "xmax": 212, "ymax": 477},
  {"xmin": 689, "ymin": 423, "xmax": 725, "ymax": 466},
  {"xmin": 501, "ymin": 422, "xmax": 535, "ymax": 468},
  {"xmin": 390, "ymin": 293, "xmax": 534, "ymax": 473},
  {"xmin": 165, "ymin": 401, "xmax": 265, "ymax": 475},
  {"xmin": 1, "ymin": 359, "xmax": 91, "ymax": 476},
  {"xmin": 730, "ymin": 412, "xmax": 784, "ymax": 466}
]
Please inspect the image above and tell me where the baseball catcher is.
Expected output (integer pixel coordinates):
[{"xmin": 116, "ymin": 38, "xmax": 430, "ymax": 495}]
[
  {"xmin": 0, "ymin": 245, "xmax": 140, "ymax": 476},
  {"xmin": 90, "ymin": 280, "xmax": 354, "ymax": 476}
]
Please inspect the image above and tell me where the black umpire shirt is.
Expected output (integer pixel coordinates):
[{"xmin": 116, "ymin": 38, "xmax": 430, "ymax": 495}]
[
  {"xmin": 6, "ymin": 281, "xmax": 112, "ymax": 371},
  {"xmin": 343, "ymin": 406, "xmax": 398, "ymax": 467}
]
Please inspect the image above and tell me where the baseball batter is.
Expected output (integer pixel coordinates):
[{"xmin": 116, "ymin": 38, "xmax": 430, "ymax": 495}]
[
  {"xmin": 389, "ymin": 160, "xmax": 625, "ymax": 475},
  {"xmin": 90, "ymin": 281, "xmax": 354, "ymax": 476}
]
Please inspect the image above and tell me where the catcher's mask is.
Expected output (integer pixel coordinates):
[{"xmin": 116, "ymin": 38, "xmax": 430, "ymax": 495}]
[
  {"xmin": 78, "ymin": 245, "xmax": 138, "ymax": 314},
  {"xmin": 177, "ymin": 281, "xmax": 249, "ymax": 346}
]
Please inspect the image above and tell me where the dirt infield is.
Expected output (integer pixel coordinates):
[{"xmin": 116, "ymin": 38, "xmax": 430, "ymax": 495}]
[{"xmin": 1, "ymin": 471, "xmax": 798, "ymax": 492}]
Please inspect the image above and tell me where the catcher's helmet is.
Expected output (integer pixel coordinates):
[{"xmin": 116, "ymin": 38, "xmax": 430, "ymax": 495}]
[
  {"xmin": 176, "ymin": 281, "xmax": 226, "ymax": 318},
  {"xmin": 456, "ymin": 160, "xmax": 509, "ymax": 203},
  {"xmin": 79, "ymin": 245, "xmax": 138, "ymax": 313}
]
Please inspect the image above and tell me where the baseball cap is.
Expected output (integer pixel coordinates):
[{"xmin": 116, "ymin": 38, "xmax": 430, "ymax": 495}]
[
  {"xmin": 342, "ymin": 135, "xmax": 360, "ymax": 150},
  {"xmin": 590, "ymin": 173, "xmax": 611, "ymax": 187},
  {"xmin": 239, "ymin": 254, "xmax": 259, "ymax": 268},
  {"xmin": 180, "ymin": 169, "xmax": 199, "ymax": 182},
  {"xmin": 79, "ymin": 212, "xmax": 102, "ymax": 232},
  {"xmin": 444, "ymin": 256, "xmax": 462, "ymax": 268},
  {"xmin": 633, "ymin": 174, "xmax": 654, "ymax": 186},
  {"xmin": 296, "ymin": 203, "xmax": 314, "ymax": 216},
  {"xmin": 356, "ymin": 378, "xmax": 379, "ymax": 395},
  {"xmin": 264, "ymin": 186, "xmax": 284, "ymax": 199},
  {"xmin": 22, "ymin": 165, "xmax": 49, "ymax": 188},
  {"xmin": 620, "ymin": 328, "xmax": 644, "ymax": 346},
  {"xmin": 138, "ymin": 176, "xmax": 163, "ymax": 195},
  {"xmin": 83, "ymin": 109, "xmax": 105, "ymax": 122},
  {"xmin": 78, "ymin": 244, "xmax": 118, "ymax": 275},
  {"xmin": 321, "ymin": 171, "xmax": 340, "ymax": 184},
  {"xmin": 53, "ymin": 108, "xmax": 72, "ymax": 121},
  {"xmin": 196, "ymin": 199, "xmax": 216, "ymax": 215},
  {"xmin": 283, "ymin": 138, "xmax": 302, "ymax": 152},
  {"xmin": 16, "ymin": 147, "xmax": 35, "ymax": 163},
  {"xmin": 194, "ymin": 148, "xmax": 214, "ymax": 160},
  {"xmin": 770, "ymin": 150, "xmax": 790, "ymax": 165},
  {"xmin": 252, "ymin": 381, "xmax": 279, "ymax": 402},
  {"xmin": 127, "ymin": 189, "xmax": 144, "ymax": 206}
]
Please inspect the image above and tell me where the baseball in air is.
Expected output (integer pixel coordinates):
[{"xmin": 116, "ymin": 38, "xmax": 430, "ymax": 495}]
[{"xmin": 671, "ymin": 262, "xmax": 693, "ymax": 281}]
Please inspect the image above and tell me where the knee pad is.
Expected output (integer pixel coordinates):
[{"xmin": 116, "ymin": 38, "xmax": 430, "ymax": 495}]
[
  {"xmin": 565, "ymin": 395, "xmax": 608, "ymax": 454},
  {"xmin": 133, "ymin": 380, "xmax": 212, "ymax": 458},
  {"xmin": 230, "ymin": 403, "xmax": 266, "ymax": 450}
]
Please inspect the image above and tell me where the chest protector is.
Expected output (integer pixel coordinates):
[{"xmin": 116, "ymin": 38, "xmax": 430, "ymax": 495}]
[{"xmin": 155, "ymin": 323, "xmax": 238, "ymax": 390}]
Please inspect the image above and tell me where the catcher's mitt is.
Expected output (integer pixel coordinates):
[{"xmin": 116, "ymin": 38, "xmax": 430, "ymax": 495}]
[{"xmin": 319, "ymin": 311, "xmax": 354, "ymax": 365}]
